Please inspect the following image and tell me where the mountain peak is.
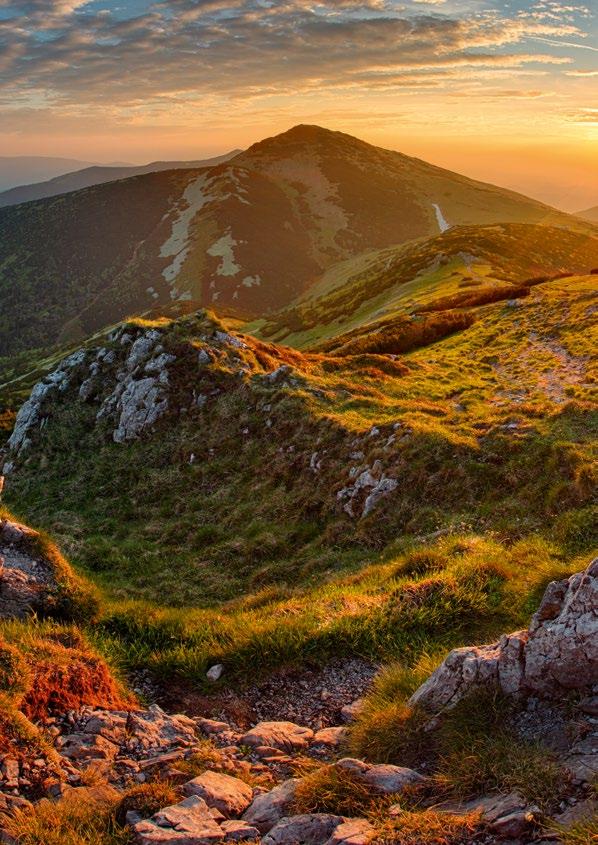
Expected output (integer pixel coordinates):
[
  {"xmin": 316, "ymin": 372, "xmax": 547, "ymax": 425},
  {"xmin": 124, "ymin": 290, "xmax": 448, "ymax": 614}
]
[{"xmin": 242, "ymin": 123, "xmax": 367, "ymax": 158}]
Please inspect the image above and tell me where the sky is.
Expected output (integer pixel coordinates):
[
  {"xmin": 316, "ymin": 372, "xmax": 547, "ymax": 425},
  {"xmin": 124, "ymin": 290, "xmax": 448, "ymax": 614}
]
[{"xmin": 0, "ymin": 0, "xmax": 596, "ymax": 210}]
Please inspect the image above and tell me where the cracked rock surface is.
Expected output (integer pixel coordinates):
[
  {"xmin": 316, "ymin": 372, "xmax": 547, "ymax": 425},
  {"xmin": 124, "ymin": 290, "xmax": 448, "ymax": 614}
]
[{"xmin": 410, "ymin": 558, "xmax": 598, "ymax": 711}]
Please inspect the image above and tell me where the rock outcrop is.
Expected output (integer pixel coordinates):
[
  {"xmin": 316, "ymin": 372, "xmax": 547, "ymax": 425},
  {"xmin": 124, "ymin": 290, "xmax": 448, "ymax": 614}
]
[
  {"xmin": 0, "ymin": 517, "xmax": 90, "ymax": 621},
  {"xmin": 410, "ymin": 558, "xmax": 598, "ymax": 712}
]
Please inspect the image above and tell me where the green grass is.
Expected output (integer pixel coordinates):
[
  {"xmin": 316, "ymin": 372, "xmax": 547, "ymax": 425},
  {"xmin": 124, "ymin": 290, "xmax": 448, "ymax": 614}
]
[{"xmin": 3, "ymin": 282, "xmax": 596, "ymax": 690}]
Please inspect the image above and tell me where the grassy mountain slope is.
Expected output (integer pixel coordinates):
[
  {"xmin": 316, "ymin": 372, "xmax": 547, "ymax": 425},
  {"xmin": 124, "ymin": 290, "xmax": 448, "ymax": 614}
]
[
  {"xmin": 0, "ymin": 126, "xmax": 593, "ymax": 358},
  {"xmin": 250, "ymin": 222, "xmax": 598, "ymax": 349},
  {"xmin": 0, "ymin": 150, "xmax": 241, "ymax": 209},
  {"xmin": 577, "ymin": 205, "xmax": 598, "ymax": 223},
  {"xmin": 3, "ymin": 270, "xmax": 596, "ymax": 685}
]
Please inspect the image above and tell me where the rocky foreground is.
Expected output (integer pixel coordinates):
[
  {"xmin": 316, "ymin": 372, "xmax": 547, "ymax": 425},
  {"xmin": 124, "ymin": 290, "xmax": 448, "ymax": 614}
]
[{"xmin": 0, "ymin": 553, "xmax": 596, "ymax": 843}]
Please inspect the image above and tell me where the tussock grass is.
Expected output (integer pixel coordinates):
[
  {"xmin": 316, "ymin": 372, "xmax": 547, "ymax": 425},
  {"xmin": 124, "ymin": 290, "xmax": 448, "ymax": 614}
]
[
  {"xmin": 372, "ymin": 809, "xmax": 481, "ymax": 845},
  {"xmin": 432, "ymin": 690, "xmax": 565, "ymax": 807},
  {"xmin": 292, "ymin": 764, "xmax": 375, "ymax": 816},
  {"xmin": 114, "ymin": 782, "xmax": 179, "ymax": 826},
  {"xmin": 552, "ymin": 816, "xmax": 598, "ymax": 844},
  {"xmin": 351, "ymin": 682, "xmax": 567, "ymax": 811},
  {"xmin": 4, "ymin": 787, "xmax": 130, "ymax": 845}
]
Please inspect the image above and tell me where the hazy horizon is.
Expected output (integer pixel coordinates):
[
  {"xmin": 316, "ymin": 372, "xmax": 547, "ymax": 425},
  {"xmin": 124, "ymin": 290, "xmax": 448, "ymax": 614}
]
[{"xmin": 0, "ymin": 1, "xmax": 596, "ymax": 212}]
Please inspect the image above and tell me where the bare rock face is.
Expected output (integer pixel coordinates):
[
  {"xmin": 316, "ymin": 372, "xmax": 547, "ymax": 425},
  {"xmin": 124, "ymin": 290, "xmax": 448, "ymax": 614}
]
[
  {"xmin": 133, "ymin": 795, "xmax": 224, "ymax": 844},
  {"xmin": 239, "ymin": 722, "xmax": 314, "ymax": 752},
  {"xmin": 524, "ymin": 560, "xmax": 598, "ymax": 694},
  {"xmin": 410, "ymin": 559, "xmax": 598, "ymax": 712},
  {"xmin": 182, "ymin": 771, "xmax": 253, "ymax": 818}
]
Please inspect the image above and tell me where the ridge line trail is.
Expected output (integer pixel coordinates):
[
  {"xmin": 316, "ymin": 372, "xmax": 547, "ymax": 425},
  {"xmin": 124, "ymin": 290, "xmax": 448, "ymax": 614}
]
[{"xmin": 492, "ymin": 330, "xmax": 590, "ymax": 405}]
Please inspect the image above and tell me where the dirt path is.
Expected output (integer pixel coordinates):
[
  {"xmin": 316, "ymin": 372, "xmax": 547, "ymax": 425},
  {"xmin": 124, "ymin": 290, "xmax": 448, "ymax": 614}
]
[{"xmin": 492, "ymin": 331, "xmax": 589, "ymax": 405}]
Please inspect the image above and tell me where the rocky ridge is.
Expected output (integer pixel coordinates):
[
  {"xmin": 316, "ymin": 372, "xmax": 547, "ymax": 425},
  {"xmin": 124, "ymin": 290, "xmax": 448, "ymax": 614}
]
[{"xmin": 2, "ymin": 313, "xmax": 403, "ymax": 523}]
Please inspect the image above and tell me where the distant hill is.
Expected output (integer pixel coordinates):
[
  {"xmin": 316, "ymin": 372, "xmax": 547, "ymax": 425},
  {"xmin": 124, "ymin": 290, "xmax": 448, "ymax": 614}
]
[
  {"xmin": 251, "ymin": 221, "xmax": 598, "ymax": 349},
  {"xmin": 0, "ymin": 156, "xmax": 102, "ymax": 192},
  {"xmin": 0, "ymin": 124, "xmax": 593, "ymax": 357},
  {"xmin": 0, "ymin": 150, "xmax": 242, "ymax": 208},
  {"xmin": 576, "ymin": 205, "xmax": 598, "ymax": 223}
]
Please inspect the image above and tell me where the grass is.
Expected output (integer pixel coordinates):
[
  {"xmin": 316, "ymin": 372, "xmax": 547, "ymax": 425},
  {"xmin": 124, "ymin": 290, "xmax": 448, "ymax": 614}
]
[
  {"xmin": 3, "ymin": 288, "xmax": 595, "ymax": 688},
  {"xmin": 113, "ymin": 782, "xmax": 179, "ymax": 826},
  {"xmin": 432, "ymin": 690, "xmax": 565, "ymax": 807},
  {"xmin": 349, "ymin": 681, "xmax": 567, "ymax": 812},
  {"xmin": 552, "ymin": 816, "xmax": 598, "ymax": 844},
  {"xmin": 2, "ymin": 792, "xmax": 131, "ymax": 845},
  {"xmin": 292, "ymin": 764, "xmax": 375, "ymax": 816},
  {"xmin": 372, "ymin": 809, "xmax": 481, "ymax": 845},
  {"xmin": 1, "ymin": 780, "xmax": 181, "ymax": 845}
]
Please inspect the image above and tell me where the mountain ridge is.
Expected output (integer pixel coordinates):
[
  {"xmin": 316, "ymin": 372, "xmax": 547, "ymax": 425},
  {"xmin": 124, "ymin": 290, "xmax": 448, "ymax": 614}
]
[
  {"xmin": 0, "ymin": 124, "xmax": 594, "ymax": 360},
  {"xmin": 0, "ymin": 149, "xmax": 242, "ymax": 209},
  {"xmin": 576, "ymin": 204, "xmax": 598, "ymax": 223}
]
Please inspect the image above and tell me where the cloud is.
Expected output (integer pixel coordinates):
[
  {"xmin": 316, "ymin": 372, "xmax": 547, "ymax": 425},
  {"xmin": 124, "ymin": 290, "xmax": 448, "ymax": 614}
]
[
  {"xmin": 566, "ymin": 107, "xmax": 598, "ymax": 123},
  {"xmin": 0, "ymin": 0, "xmax": 593, "ymax": 125}
]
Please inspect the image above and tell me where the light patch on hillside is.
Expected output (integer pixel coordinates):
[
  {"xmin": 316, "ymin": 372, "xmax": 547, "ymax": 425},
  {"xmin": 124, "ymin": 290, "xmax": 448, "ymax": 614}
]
[
  {"xmin": 261, "ymin": 154, "xmax": 348, "ymax": 259},
  {"xmin": 242, "ymin": 275, "xmax": 261, "ymax": 287},
  {"xmin": 433, "ymin": 203, "xmax": 451, "ymax": 232},
  {"xmin": 160, "ymin": 173, "xmax": 215, "ymax": 284},
  {"xmin": 207, "ymin": 230, "xmax": 241, "ymax": 277}
]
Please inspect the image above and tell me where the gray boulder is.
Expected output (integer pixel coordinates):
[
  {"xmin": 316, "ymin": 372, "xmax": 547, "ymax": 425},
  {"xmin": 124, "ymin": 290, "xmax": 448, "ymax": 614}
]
[
  {"xmin": 242, "ymin": 779, "xmax": 299, "ymax": 834},
  {"xmin": 133, "ymin": 795, "xmax": 224, "ymax": 844},
  {"xmin": 262, "ymin": 814, "xmax": 344, "ymax": 845},
  {"xmin": 239, "ymin": 722, "xmax": 314, "ymax": 752},
  {"xmin": 183, "ymin": 771, "xmax": 253, "ymax": 818},
  {"xmin": 335, "ymin": 758, "xmax": 424, "ymax": 794},
  {"xmin": 410, "ymin": 558, "xmax": 598, "ymax": 712}
]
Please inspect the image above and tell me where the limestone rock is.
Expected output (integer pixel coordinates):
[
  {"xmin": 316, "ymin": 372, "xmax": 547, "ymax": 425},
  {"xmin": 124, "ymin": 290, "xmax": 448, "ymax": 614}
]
[
  {"xmin": 239, "ymin": 722, "xmax": 313, "ymax": 752},
  {"xmin": 242, "ymin": 779, "xmax": 299, "ymax": 834},
  {"xmin": 133, "ymin": 795, "xmax": 224, "ymax": 844},
  {"xmin": 524, "ymin": 559, "xmax": 598, "ymax": 694},
  {"xmin": 183, "ymin": 771, "xmax": 253, "ymax": 818},
  {"xmin": 340, "ymin": 700, "xmax": 364, "ymax": 723},
  {"xmin": 335, "ymin": 759, "xmax": 424, "ymax": 794},
  {"xmin": 326, "ymin": 818, "xmax": 374, "ymax": 845},
  {"xmin": 337, "ymin": 467, "xmax": 398, "ymax": 518},
  {"xmin": 206, "ymin": 665, "xmax": 224, "ymax": 682},
  {"xmin": 219, "ymin": 820, "xmax": 260, "ymax": 841},
  {"xmin": 58, "ymin": 733, "xmax": 119, "ymax": 763},
  {"xmin": 112, "ymin": 377, "xmax": 169, "ymax": 443},
  {"xmin": 409, "ymin": 558, "xmax": 598, "ymax": 712},
  {"xmin": 313, "ymin": 727, "xmax": 347, "ymax": 749},
  {"xmin": 6, "ymin": 350, "xmax": 87, "ymax": 454},
  {"xmin": 262, "ymin": 814, "xmax": 344, "ymax": 845}
]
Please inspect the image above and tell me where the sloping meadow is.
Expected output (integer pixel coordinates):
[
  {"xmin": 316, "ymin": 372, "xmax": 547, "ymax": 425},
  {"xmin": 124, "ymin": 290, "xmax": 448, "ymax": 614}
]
[{"xmin": 1, "ymin": 280, "xmax": 595, "ymax": 689}]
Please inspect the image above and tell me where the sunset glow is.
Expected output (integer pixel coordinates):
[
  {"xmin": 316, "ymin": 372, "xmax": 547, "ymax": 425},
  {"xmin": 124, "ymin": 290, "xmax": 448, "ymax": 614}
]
[{"xmin": 0, "ymin": 1, "xmax": 597, "ymax": 208}]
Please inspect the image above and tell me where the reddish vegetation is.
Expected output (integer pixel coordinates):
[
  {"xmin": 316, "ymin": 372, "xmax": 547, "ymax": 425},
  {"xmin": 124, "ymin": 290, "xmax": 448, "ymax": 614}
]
[
  {"xmin": 414, "ymin": 284, "xmax": 531, "ymax": 313},
  {"xmin": 317, "ymin": 311, "xmax": 475, "ymax": 357},
  {"xmin": 17, "ymin": 639, "xmax": 135, "ymax": 721}
]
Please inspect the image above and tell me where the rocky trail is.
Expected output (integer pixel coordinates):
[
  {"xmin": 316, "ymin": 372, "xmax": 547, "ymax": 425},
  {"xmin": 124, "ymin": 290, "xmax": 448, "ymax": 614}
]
[
  {"xmin": 142, "ymin": 658, "xmax": 377, "ymax": 733},
  {"xmin": 0, "ymin": 559, "xmax": 597, "ymax": 843}
]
